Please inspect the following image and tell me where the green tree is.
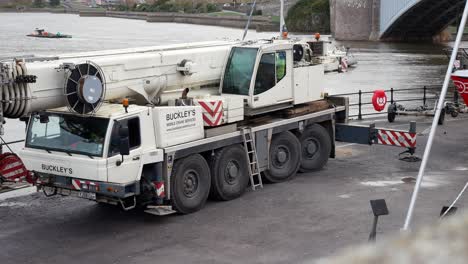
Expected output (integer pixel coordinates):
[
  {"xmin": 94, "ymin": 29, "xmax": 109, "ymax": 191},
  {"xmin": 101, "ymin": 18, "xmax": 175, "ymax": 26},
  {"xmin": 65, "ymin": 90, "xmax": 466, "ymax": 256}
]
[
  {"xmin": 33, "ymin": 0, "xmax": 44, "ymax": 7},
  {"xmin": 49, "ymin": 0, "xmax": 60, "ymax": 7},
  {"xmin": 285, "ymin": 0, "xmax": 330, "ymax": 33}
]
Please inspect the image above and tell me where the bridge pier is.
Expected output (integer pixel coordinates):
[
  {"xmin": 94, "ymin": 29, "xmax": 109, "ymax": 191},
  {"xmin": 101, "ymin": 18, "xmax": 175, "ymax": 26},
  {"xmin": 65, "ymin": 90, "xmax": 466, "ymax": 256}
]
[{"xmin": 330, "ymin": 0, "xmax": 380, "ymax": 41}]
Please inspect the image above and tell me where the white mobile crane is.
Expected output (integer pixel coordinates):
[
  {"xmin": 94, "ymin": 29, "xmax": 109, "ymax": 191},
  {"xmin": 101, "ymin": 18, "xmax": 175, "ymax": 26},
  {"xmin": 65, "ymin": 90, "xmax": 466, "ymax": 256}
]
[{"xmin": 0, "ymin": 37, "xmax": 414, "ymax": 214}]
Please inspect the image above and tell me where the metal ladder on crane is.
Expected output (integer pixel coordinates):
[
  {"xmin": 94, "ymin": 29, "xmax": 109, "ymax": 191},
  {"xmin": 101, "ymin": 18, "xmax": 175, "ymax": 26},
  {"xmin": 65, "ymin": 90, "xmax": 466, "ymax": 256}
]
[{"xmin": 241, "ymin": 128, "xmax": 263, "ymax": 190}]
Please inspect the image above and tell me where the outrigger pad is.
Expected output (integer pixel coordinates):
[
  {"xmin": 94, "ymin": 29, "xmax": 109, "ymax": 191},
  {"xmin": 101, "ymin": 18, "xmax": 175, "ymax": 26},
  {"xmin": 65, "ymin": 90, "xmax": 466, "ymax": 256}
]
[
  {"xmin": 370, "ymin": 199, "xmax": 389, "ymax": 217},
  {"xmin": 399, "ymin": 150, "xmax": 421, "ymax": 162}
]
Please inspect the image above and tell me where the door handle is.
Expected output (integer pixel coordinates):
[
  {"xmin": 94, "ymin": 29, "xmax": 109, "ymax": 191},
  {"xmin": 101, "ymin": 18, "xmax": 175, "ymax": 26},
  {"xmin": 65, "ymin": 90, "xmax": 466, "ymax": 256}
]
[{"xmin": 132, "ymin": 156, "xmax": 140, "ymax": 161}]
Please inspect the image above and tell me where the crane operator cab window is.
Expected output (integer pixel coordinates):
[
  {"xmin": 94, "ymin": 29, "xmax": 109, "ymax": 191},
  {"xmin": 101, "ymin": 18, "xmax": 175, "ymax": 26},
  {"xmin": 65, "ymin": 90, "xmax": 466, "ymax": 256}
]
[
  {"xmin": 222, "ymin": 47, "xmax": 259, "ymax": 96},
  {"xmin": 108, "ymin": 117, "xmax": 141, "ymax": 157},
  {"xmin": 254, "ymin": 51, "xmax": 286, "ymax": 95}
]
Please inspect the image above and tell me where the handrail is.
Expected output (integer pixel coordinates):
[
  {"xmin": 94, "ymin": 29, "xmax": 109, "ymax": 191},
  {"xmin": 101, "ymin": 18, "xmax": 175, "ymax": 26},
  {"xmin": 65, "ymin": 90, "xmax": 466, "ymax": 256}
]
[
  {"xmin": 327, "ymin": 85, "xmax": 462, "ymax": 120},
  {"xmin": 329, "ymin": 85, "xmax": 441, "ymax": 97}
]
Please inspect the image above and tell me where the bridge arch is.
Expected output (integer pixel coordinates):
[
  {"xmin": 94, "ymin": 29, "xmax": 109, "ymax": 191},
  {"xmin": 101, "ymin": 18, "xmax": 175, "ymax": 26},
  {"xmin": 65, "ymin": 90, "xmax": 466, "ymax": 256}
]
[{"xmin": 380, "ymin": 0, "xmax": 465, "ymax": 41}]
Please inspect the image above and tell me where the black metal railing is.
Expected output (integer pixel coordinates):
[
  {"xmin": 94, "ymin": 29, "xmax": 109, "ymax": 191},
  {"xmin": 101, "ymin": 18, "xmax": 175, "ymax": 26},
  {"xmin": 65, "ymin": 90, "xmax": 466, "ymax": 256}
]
[{"xmin": 328, "ymin": 85, "xmax": 461, "ymax": 120}]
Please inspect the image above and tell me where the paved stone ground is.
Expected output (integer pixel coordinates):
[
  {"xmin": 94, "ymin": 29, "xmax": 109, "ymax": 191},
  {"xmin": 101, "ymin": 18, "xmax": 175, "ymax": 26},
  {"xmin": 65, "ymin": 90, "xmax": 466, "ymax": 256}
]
[{"xmin": 1, "ymin": 115, "xmax": 467, "ymax": 264}]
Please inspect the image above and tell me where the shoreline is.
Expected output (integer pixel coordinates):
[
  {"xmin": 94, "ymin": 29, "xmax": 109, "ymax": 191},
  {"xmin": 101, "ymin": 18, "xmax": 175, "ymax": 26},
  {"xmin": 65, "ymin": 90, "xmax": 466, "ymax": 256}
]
[{"xmin": 0, "ymin": 8, "xmax": 279, "ymax": 32}]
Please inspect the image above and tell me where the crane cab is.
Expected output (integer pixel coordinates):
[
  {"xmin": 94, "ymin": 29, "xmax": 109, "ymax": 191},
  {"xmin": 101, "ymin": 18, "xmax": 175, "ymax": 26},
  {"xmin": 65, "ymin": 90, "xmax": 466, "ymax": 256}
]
[{"xmin": 220, "ymin": 40, "xmax": 324, "ymax": 115}]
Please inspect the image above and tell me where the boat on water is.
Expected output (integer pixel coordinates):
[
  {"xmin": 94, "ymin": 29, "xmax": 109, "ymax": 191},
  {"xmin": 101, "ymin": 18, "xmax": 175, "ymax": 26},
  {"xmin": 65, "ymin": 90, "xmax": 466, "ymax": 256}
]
[
  {"xmin": 308, "ymin": 35, "xmax": 358, "ymax": 73},
  {"xmin": 27, "ymin": 28, "xmax": 72, "ymax": 39}
]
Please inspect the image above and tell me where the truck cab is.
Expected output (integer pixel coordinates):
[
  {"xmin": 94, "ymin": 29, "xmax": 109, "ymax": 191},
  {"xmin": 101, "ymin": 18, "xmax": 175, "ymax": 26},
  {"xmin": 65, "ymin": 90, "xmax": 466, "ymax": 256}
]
[
  {"xmin": 20, "ymin": 104, "xmax": 163, "ymax": 199},
  {"xmin": 20, "ymin": 102, "xmax": 208, "ymax": 209},
  {"xmin": 220, "ymin": 40, "xmax": 324, "ymax": 114}
]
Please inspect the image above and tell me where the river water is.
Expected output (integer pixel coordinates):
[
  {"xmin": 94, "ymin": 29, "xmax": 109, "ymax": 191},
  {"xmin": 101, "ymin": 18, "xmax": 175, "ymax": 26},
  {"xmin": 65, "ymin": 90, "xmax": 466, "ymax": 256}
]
[{"xmin": 0, "ymin": 12, "xmax": 456, "ymax": 145}]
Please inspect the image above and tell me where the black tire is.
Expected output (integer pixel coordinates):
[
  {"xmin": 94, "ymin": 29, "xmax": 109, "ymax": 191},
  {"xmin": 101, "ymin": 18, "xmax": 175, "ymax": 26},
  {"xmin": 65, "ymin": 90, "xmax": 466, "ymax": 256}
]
[
  {"xmin": 451, "ymin": 110, "xmax": 459, "ymax": 118},
  {"xmin": 438, "ymin": 109, "xmax": 446, "ymax": 125},
  {"xmin": 209, "ymin": 144, "xmax": 249, "ymax": 201},
  {"xmin": 171, "ymin": 154, "xmax": 211, "ymax": 214},
  {"xmin": 298, "ymin": 124, "xmax": 332, "ymax": 172},
  {"xmin": 263, "ymin": 131, "xmax": 301, "ymax": 183},
  {"xmin": 388, "ymin": 104, "xmax": 396, "ymax": 123}
]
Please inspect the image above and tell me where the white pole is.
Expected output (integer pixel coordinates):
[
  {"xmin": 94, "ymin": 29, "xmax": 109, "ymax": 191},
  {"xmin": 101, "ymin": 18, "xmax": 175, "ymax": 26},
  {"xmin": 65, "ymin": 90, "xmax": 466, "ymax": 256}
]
[
  {"xmin": 242, "ymin": 0, "xmax": 257, "ymax": 41},
  {"xmin": 402, "ymin": 0, "xmax": 468, "ymax": 231},
  {"xmin": 280, "ymin": 0, "xmax": 284, "ymax": 35}
]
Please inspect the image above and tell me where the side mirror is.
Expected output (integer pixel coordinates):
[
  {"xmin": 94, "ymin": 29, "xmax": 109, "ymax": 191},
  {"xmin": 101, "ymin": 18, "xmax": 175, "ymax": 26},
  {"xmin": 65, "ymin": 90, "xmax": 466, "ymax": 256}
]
[
  {"xmin": 119, "ymin": 125, "xmax": 129, "ymax": 138},
  {"xmin": 118, "ymin": 125, "xmax": 130, "ymax": 156},
  {"xmin": 39, "ymin": 114, "xmax": 49, "ymax": 124}
]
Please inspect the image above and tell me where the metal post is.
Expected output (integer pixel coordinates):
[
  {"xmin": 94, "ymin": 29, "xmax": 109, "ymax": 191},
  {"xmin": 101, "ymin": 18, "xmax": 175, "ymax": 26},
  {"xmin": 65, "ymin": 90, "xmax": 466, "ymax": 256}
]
[
  {"xmin": 358, "ymin": 90, "xmax": 362, "ymax": 120},
  {"xmin": 369, "ymin": 216, "xmax": 378, "ymax": 242},
  {"xmin": 423, "ymin": 86, "xmax": 427, "ymax": 106},
  {"xmin": 390, "ymin": 88, "xmax": 394, "ymax": 104},
  {"xmin": 242, "ymin": 0, "xmax": 257, "ymax": 41},
  {"xmin": 280, "ymin": 0, "xmax": 284, "ymax": 35},
  {"xmin": 409, "ymin": 121, "xmax": 417, "ymax": 155},
  {"xmin": 403, "ymin": 0, "xmax": 468, "ymax": 231}
]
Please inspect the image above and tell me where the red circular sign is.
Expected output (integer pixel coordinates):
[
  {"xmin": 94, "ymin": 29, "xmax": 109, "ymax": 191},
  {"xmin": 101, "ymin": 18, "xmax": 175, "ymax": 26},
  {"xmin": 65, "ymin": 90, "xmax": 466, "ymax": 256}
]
[{"xmin": 372, "ymin": 90, "xmax": 387, "ymax": 112}]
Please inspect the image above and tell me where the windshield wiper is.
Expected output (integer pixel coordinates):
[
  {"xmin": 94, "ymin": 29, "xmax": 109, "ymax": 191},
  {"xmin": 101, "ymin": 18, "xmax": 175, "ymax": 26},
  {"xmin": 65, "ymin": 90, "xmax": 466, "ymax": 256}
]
[{"xmin": 44, "ymin": 148, "xmax": 73, "ymax": 157}]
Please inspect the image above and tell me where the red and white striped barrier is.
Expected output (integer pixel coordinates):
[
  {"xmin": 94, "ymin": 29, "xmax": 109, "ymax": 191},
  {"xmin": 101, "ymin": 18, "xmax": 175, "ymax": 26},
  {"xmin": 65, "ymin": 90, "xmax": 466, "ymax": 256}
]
[
  {"xmin": 0, "ymin": 153, "xmax": 29, "ymax": 182},
  {"xmin": 377, "ymin": 129, "xmax": 416, "ymax": 148}
]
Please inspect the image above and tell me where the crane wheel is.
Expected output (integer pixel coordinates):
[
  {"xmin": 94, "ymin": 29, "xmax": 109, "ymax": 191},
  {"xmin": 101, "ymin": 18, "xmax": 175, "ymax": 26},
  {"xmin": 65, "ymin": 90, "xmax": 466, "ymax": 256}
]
[
  {"xmin": 209, "ymin": 144, "xmax": 249, "ymax": 201},
  {"xmin": 388, "ymin": 104, "xmax": 397, "ymax": 123},
  {"xmin": 263, "ymin": 131, "xmax": 301, "ymax": 183},
  {"xmin": 171, "ymin": 154, "xmax": 211, "ymax": 214},
  {"xmin": 298, "ymin": 124, "xmax": 331, "ymax": 172}
]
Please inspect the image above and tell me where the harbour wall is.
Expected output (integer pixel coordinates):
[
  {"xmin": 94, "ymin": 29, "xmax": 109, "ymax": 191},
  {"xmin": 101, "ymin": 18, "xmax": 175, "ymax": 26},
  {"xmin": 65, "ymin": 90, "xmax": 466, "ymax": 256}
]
[
  {"xmin": 0, "ymin": 8, "xmax": 277, "ymax": 32},
  {"xmin": 80, "ymin": 11, "xmax": 277, "ymax": 31}
]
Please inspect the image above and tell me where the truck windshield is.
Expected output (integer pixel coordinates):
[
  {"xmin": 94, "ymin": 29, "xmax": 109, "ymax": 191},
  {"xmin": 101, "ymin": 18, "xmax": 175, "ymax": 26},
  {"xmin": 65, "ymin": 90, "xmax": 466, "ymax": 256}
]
[
  {"xmin": 26, "ymin": 113, "xmax": 109, "ymax": 157},
  {"xmin": 222, "ymin": 47, "xmax": 258, "ymax": 95}
]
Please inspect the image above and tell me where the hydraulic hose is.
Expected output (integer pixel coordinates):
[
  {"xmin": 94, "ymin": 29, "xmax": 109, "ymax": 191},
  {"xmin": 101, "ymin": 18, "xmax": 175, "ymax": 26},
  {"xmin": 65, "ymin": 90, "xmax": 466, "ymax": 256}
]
[{"xmin": 0, "ymin": 61, "xmax": 32, "ymax": 118}]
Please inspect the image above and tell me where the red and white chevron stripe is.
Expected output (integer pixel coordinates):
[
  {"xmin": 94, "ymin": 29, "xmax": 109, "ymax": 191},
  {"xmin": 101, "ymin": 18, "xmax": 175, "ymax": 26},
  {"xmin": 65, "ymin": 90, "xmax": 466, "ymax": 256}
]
[
  {"xmin": 71, "ymin": 179, "xmax": 98, "ymax": 191},
  {"xmin": 195, "ymin": 99, "xmax": 223, "ymax": 127},
  {"xmin": 377, "ymin": 129, "xmax": 416, "ymax": 148},
  {"xmin": 154, "ymin": 181, "xmax": 165, "ymax": 198}
]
